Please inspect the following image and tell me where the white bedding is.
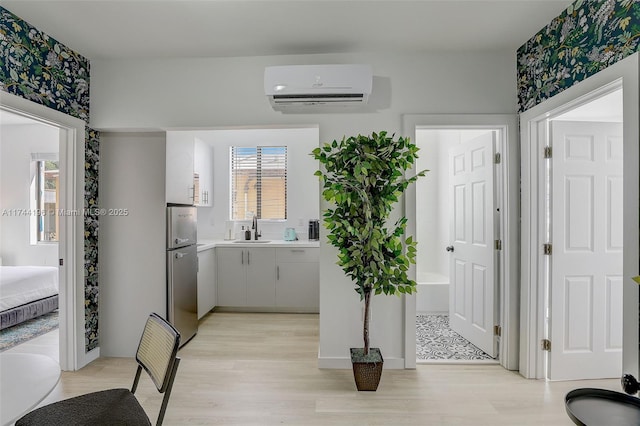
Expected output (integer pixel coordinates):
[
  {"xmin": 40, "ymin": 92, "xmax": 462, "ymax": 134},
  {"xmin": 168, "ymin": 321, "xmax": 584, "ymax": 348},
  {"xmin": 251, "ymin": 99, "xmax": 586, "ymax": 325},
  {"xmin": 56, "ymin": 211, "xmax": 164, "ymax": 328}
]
[{"xmin": 0, "ymin": 266, "xmax": 59, "ymax": 311}]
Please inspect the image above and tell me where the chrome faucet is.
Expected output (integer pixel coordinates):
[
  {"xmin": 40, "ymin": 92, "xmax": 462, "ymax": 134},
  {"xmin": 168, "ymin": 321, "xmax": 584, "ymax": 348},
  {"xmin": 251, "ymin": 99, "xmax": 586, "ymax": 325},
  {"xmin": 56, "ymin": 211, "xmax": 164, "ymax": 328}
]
[{"xmin": 252, "ymin": 215, "xmax": 261, "ymax": 240}]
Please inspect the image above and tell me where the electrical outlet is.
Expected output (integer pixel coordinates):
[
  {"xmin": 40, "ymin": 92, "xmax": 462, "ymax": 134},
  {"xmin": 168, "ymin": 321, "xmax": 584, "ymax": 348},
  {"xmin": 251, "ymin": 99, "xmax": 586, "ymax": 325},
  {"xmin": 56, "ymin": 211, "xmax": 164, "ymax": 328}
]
[{"xmin": 298, "ymin": 218, "xmax": 304, "ymax": 226}]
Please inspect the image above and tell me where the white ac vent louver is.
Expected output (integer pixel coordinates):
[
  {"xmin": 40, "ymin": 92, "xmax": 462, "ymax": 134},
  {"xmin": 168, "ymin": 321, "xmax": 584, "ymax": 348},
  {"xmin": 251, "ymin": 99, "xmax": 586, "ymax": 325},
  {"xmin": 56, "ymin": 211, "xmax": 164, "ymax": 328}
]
[{"xmin": 264, "ymin": 64, "xmax": 372, "ymax": 111}]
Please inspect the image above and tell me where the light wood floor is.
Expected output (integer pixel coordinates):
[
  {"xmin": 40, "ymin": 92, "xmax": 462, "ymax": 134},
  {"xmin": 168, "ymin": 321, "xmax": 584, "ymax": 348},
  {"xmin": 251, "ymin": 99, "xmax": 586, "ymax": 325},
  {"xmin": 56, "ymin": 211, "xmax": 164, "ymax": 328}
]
[{"xmin": 34, "ymin": 312, "xmax": 619, "ymax": 425}]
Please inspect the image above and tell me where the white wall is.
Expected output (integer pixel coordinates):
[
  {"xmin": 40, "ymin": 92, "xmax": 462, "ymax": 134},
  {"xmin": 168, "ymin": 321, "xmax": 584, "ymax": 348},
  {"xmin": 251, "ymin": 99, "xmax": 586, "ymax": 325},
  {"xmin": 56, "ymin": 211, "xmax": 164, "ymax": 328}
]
[
  {"xmin": 98, "ymin": 132, "xmax": 167, "ymax": 357},
  {"xmin": 90, "ymin": 50, "xmax": 517, "ymax": 367},
  {"xmin": 174, "ymin": 127, "xmax": 319, "ymax": 240},
  {"xmin": 0, "ymin": 123, "xmax": 59, "ymax": 266}
]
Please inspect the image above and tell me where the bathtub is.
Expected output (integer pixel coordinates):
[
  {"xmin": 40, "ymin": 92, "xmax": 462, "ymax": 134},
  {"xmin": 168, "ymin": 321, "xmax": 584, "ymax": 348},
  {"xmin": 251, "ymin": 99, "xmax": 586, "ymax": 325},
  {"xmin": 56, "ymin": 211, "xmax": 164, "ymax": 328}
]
[{"xmin": 416, "ymin": 272, "xmax": 449, "ymax": 314}]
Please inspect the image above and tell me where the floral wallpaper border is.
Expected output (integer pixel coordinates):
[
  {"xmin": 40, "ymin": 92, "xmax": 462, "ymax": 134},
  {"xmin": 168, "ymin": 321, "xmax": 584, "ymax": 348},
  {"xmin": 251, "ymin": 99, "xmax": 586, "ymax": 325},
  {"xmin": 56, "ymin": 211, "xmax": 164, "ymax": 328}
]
[
  {"xmin": 84, "ymin": 128, "xmax": 99, "ymax": 351},
  {"xmin": 517, "ymin": 0, "xmax": 640, "ymax": 112},
  {"xmin": 0, "ymin": 7, "xmax": 100, "ymax": 352}
]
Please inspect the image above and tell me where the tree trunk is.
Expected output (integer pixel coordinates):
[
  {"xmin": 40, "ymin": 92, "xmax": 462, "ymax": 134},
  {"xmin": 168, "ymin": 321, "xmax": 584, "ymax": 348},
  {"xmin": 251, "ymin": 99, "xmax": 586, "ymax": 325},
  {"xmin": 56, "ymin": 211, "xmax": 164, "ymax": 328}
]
[{"xmin": 363, "ymin": 289, "xmax": 371, "ymax": 355}]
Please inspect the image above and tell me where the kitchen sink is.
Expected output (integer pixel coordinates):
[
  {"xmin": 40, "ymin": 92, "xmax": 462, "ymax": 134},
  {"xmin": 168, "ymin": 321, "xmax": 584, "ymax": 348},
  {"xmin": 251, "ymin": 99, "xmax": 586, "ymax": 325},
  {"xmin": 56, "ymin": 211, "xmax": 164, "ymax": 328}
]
[{"xmin": 233, "ymin": 240, "xmax": 271, "ymax": 243}]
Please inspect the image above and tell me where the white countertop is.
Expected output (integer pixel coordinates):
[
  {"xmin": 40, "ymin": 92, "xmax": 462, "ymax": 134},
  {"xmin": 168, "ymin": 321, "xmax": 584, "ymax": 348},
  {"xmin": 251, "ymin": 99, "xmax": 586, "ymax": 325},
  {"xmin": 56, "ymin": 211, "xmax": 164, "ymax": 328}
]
[{"xmin": 197, "ymin": 239, "xmax": 319, "ymax": 251}]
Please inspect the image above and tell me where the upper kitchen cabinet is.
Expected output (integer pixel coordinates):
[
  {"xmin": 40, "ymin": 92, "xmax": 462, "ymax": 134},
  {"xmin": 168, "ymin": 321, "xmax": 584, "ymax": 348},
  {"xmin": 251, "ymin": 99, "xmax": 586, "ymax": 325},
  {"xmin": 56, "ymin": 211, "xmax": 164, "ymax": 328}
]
[
  {"xmin": 166, "ymin": 133, "xmax": 195, "ymax": 205},
  {"xmin": 194, "ymin": 138, "xmax": 213, "ymax": 207}
]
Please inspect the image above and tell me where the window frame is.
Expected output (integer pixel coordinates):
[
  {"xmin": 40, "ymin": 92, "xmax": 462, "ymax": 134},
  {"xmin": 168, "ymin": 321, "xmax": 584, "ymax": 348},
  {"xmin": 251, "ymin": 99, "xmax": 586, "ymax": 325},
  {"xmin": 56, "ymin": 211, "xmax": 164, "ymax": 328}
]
[
  {"xmin": 30, "ymin": 154, "xmax": 60, "ymax": 244},
  {"xmin": 229, "ymin": 145, "xmax": 287, "ymax": 221}
]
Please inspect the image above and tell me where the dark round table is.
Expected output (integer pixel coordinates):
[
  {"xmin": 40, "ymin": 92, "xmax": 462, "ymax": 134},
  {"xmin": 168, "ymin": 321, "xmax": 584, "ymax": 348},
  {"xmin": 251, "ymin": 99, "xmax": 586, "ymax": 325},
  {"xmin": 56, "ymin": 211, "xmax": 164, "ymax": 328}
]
[{"xmin": 565, "ymin": 388, "xmax": 640, "ymax": 425}]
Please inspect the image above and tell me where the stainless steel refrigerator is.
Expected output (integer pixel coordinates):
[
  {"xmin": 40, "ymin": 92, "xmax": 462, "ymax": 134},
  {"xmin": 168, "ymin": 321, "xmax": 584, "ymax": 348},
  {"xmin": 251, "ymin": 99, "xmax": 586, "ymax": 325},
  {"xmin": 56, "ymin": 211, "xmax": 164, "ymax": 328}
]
[{"xmin": 167, "ymin": 205, "xmax": 198, "ymax": 346}]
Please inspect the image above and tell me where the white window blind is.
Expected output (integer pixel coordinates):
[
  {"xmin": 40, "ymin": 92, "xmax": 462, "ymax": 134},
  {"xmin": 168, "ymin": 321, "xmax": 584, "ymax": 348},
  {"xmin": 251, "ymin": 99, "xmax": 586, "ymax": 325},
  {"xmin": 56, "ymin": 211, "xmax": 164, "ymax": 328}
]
[{"xmin": 230, "ymin": 146, "xmax": 287, "ymax": 220}]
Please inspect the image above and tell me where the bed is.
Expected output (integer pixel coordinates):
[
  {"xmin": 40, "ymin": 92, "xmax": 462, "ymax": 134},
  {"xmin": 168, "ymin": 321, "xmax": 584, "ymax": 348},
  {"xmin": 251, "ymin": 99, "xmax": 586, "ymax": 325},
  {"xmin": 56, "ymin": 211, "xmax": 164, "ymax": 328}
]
[{"xmin": 0, "ymin": 266, "xmax": 59, "ymax": 330}]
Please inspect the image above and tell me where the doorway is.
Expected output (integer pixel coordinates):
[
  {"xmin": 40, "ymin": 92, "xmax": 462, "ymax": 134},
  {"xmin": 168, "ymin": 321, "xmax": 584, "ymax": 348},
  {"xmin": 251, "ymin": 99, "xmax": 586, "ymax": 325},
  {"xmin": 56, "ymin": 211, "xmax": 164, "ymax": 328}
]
[
  {"xmin": 527, "ymin": 85, "xmax": 626, "ymax": 380},
  {"xmin": 403, "ymin": 114, "xmax": 520, "ymax": 370},
  {"xmin": 0, "ymin": 92, "xmax": 90, "ymax": 371},
  {"xmin": 546, "ymin": 89, "xmax": 623, "ymax": 380},
  {"xmin": 519, "ymin": 54, "xmax": 640, "ymax": 380},
  {"xmin": 415, "ymin": 127, "xmax": 500, "ymax": 363},
  {"xmin": 0, "ymin": 109, "xmax": 61, "ymax": 362}
]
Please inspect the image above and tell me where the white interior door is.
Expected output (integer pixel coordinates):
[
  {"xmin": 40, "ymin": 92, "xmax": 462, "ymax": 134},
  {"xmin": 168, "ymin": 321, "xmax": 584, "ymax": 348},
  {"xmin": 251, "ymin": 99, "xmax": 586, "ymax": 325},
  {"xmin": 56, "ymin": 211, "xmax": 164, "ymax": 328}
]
[
  {"xmin": 549, "ymin": 121, "xmax": 623, "ymax": 380},
  {"xmin": 448, "ymin": 132, "xmax": 496, "ymax": 357}
]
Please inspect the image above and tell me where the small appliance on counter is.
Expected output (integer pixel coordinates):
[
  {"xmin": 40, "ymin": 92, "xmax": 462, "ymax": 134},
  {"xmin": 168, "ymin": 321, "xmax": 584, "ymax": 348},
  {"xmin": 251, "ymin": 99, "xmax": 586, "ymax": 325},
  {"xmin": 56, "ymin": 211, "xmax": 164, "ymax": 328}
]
[
  {"xmin": 308, "ymin": 219, "xmax": 320, "ymax": 241},
  {"xmin": 284, "ymin": 227, "xmax": 297, "ymax": 241}
]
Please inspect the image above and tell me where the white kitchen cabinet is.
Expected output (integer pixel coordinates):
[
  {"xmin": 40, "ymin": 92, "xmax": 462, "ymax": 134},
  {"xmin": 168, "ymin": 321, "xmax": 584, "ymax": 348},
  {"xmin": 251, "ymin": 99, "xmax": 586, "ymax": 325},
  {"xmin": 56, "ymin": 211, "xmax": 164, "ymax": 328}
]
[
  {"xmin": 217, "ymin": 247, "xmax": 276, "ymax": 307},
  {"xmin": 197, "ymin": 248, "xmax": 216, "ymax": 319},
  {"xmin": 246, "ymin": 248, "xmax": 276, "ymax": 307},
  {"xmin": 216, "ymin": 248, "xmax": 246, "ymax": 306},
  {"xmin": 166, "ymin": 133, "xmax": 195, "ymax": 205},
  {"xmin": 194, "ymin": 138, "xmax": 213, "ymax": 207},
  {"xmin": 276, "ymin": 248, "xmax": 319, "ymax": 311}
]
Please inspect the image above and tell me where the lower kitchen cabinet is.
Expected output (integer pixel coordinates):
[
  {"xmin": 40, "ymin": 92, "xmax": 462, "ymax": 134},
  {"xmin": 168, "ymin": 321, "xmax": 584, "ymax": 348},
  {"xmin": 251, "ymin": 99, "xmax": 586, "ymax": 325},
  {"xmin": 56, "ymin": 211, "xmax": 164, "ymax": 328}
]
[
  {"xmin": 197, "ymin": 248, "xmax": 216, "ymax": 319},
  {"xmin": 246, "ymin": 248, "xmax": 276, "ymax": 307},
  {"xmin": 216, "ymin": 246, "xmax": 319, "ymax": 311},
  {"xmin": 276, "ymin": 248, "xmax": 319, "ymax": 311},
  {"xmin": 216, "ymin": 247, "xmax": 276, "ymax": 307}
]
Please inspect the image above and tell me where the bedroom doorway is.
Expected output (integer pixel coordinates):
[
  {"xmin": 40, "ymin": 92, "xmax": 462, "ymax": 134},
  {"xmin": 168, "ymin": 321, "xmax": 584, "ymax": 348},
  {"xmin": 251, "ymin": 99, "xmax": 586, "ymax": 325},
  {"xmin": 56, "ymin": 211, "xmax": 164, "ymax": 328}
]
[
  {"xmin": 0, "ymin": 92, "xmax": 88, "ymax": 371},
  {"xmin": 0, "ymin": 109, "xmax": 61, "ymax": 362}
]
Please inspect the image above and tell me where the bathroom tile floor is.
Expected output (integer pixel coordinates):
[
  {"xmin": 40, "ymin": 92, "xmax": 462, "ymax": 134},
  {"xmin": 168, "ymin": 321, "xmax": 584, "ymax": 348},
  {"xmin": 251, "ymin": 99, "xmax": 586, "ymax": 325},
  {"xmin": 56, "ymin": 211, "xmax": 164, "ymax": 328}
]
[{"xmin": 416, "ymin": 314, "xmax": 493, "ymax": 361}]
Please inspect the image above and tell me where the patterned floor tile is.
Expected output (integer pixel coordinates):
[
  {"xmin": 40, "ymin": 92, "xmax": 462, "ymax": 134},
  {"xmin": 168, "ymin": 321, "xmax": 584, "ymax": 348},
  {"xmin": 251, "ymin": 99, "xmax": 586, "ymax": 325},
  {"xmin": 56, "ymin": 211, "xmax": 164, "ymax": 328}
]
[{"xmin": 416, "ymin": 314, "xmax": 493, "ymax": 361}]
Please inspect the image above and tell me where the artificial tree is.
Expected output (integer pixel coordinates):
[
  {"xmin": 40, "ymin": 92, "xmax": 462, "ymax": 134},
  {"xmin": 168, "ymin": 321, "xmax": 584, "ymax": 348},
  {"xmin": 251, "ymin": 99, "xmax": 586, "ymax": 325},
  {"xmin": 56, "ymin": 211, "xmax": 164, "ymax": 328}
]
[{"xmin": 312, "ymin": 131, "xmax": 427, "ymax": 368}]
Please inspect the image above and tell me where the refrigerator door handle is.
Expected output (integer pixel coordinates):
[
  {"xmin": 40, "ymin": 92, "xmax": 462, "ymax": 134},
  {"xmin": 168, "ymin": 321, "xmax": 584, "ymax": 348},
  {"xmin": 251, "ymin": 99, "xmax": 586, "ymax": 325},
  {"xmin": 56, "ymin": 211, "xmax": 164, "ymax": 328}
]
[{"xmin": 175, "ymin": 252, "xmax": 186, "ymax": 259}]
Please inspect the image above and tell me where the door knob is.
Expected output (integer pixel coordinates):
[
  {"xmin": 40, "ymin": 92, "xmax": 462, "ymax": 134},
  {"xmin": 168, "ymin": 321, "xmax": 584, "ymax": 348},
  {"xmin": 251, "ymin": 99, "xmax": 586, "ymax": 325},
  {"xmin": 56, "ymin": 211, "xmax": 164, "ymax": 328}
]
[{"xmin": 446, "ymin": 246, "xmax": 454, "ymax": 252}]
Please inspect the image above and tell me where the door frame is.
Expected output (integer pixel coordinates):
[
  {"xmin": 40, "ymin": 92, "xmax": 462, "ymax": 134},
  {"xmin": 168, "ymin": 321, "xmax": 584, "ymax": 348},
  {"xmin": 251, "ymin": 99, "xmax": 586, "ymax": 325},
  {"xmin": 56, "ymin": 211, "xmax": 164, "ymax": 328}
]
[
  {"xmin": 1, "ymin": 91, "xmax": 96, "ymax": 370},
  {"xmin": 519, "ymin": 53, "xmax": 640, "ymax": 379},
  {"xmin": 403, "ymin": 114, "xmax": 519, "ymax": 370}
]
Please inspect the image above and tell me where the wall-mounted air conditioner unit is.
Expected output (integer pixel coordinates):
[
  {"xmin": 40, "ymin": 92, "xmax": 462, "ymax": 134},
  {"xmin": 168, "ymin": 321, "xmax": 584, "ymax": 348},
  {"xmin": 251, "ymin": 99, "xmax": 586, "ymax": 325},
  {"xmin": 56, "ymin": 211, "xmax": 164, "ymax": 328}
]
[{"xmin": 264, "ymin": 64, "xmax": 372, "ymax": 111}]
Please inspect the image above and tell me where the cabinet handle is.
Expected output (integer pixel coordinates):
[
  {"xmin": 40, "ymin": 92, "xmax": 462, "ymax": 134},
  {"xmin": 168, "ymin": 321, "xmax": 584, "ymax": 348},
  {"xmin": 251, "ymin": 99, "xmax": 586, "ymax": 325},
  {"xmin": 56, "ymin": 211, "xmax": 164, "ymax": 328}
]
[
  {"xmin": 290, "ymin": 249, "xmax": 305, "ymax": 253},
  {"xmin": 247, "ymin": 250, "xmax": 250, "ymax": 265},
  {"xmin": 277, "ymin": 265, "xmax": 280, "ymax": 280},
  {"xmin": 241, "ymin": 251, "xmax": 244, "ymax": 265}
]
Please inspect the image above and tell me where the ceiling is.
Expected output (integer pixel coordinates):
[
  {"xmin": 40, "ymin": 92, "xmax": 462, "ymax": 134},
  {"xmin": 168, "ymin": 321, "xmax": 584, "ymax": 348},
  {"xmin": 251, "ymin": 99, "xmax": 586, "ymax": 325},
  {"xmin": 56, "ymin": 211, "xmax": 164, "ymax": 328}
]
[
  {"xmin": 553, "ymin": 89, "xmax": 623, "ymax": 122},
  {"xmin": 1, "ymin": 0, "xmax": 570, "ymax": 60}
]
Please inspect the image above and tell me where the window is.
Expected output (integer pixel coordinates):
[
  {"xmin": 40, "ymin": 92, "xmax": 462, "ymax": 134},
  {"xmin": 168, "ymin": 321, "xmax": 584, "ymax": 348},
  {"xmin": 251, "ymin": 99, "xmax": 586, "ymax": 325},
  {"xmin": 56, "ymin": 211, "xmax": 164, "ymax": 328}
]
[
  {"xmin": 230, "ymin": 146, "xmax": 287, "ymax": 220},
  {"xmin": 32, "ymin": 156, "xmax": 59, "ymax": 242}
]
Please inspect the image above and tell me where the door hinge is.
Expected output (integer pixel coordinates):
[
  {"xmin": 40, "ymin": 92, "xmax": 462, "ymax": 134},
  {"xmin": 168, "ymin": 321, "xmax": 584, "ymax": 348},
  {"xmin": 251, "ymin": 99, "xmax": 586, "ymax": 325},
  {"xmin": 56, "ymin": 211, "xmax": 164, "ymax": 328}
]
[
  {"xmin": 544, "ymin": 146, "xmax": 552, "ymax": 159},
  {"xmin": 59, "ymin": 259, "xmax": 64, "ymax": 266},
  {"xmin": 495, "ymin": 239, "xmax": 502, "ymax": 250},
  {"xmin": 494, "ymin": 325, "xmax": 502, "ymax": 337},
  {"xmin": 494, "ymin": 153, "xmax": 501, "ymax": 164},
  {"xmin": 541, "ymin": 339, "xmax": 551, "ymax": 351},
  {"xmin": 543, "ymin": 243, "xmax": 552, "ymax": 255}
]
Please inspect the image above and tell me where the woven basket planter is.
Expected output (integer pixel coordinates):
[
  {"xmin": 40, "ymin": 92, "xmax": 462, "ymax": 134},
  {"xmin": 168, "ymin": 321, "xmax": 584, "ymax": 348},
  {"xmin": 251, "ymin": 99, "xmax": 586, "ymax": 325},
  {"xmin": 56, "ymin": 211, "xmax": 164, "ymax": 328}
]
[{"xmin": 350, "ymin": 347, "xmax": 384, "ymax": 391}]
